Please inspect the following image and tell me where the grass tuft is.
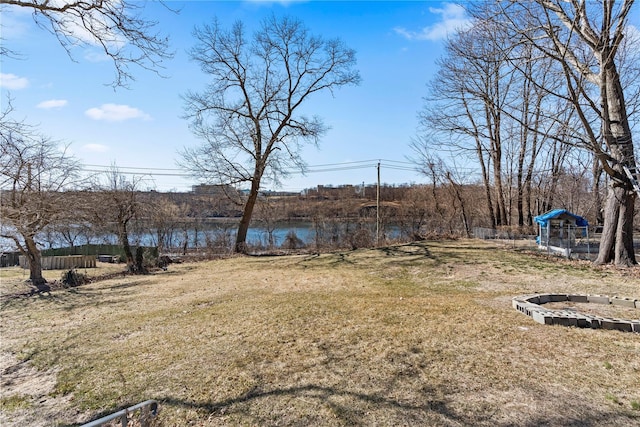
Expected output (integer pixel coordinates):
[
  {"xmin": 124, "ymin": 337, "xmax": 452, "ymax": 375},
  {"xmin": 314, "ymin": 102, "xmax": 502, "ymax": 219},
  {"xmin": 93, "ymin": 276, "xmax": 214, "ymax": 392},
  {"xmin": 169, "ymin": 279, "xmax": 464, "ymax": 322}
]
[{"xmin": 0, "ymin": 395, "xmax": 32, "ymax": 411}]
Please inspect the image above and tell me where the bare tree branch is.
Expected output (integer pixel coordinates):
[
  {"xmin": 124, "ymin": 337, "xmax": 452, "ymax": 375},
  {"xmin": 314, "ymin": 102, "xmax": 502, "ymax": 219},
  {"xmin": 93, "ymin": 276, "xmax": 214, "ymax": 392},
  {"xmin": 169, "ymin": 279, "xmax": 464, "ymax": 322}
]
[{"xmin": 0, "ymin": 0, "xmax": 174, "ymax": 88}]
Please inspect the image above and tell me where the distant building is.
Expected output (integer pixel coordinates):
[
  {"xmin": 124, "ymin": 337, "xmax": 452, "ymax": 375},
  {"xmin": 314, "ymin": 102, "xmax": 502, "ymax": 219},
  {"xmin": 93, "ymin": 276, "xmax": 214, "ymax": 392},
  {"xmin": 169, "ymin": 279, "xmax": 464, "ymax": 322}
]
[{"xmin": 305, "ymin": 184, "xmax": 361, "ymax": 200}]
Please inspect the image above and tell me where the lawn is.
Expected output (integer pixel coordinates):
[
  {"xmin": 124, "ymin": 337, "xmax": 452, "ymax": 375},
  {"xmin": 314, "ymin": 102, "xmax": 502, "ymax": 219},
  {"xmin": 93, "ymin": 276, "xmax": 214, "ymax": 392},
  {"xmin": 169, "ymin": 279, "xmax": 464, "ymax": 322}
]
[{"xmin": 1, "ymin": 240, "xmax": 639, "ymax": 426}]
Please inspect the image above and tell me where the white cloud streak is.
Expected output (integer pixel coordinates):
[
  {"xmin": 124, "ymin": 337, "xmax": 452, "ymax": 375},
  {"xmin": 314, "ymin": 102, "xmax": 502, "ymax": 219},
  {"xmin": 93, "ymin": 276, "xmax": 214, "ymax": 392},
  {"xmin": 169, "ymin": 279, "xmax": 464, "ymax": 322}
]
[
  {"xmin": 46, "ymin": 0, "xmax": 127, "ymax": 48},
  {"xmin": 394, "ymin": 3, "xmax": 472, "ymax": 41},
  {"xmin": 82, "ymin": 143, "xmax": 110, "ymax": 153},
  {"xmin": 37, "ymin": 99, "xmax": 68, "ymax": 109},
  {"xmin": 0, "ymin": 5, "xmax": 32, "ymax": 40},
  {"xmin": 244, "ymin": 0, "xmax": 308, "ymax": 6},
  {"xmin": 85, "ymin": 103, "xmax": 151, "ymax": 122},
  {"xmin": 0, "ymin": 73, "xmax": 29, "ymax": 90}
]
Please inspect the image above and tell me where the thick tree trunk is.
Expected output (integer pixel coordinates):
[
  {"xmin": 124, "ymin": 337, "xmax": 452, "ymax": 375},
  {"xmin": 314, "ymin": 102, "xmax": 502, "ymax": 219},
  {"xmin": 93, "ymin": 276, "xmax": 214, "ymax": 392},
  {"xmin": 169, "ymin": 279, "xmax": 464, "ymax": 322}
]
[
  {"xmin": 595, "ymin": 183, "xmax": 636, "ymax": 266},
  {"xmin": 24, "ymin": 236, "xmax": 48, "ymax": 289},
  {"xmin": 235, "ymin": 179, "xmax": 261, "ymax": 254},
  {"xmin": 594, "ymin": 61, "xmax": 636, "ymax": 266}
]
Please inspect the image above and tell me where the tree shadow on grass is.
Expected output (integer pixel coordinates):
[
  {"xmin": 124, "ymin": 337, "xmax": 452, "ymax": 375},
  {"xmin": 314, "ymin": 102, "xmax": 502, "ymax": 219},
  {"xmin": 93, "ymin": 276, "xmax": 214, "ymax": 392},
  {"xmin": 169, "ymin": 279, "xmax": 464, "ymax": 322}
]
[
  {"xmin": 299, "ymin": 241, "xmax": 436, "ymax": 270},
  {"xmin": 375, "ymin": 241, "xmax": 432, "ymax": 260},
  {"xmin": 0, "ymin": 281, "xmax": 142, "ymax": 312},
  {"xmin": 153, "ymin": 384, "xmax": 467, "ymax": 426},
  {"xmin": 144, "ymin": 383, "xmax": 638, "ymax": 427}
]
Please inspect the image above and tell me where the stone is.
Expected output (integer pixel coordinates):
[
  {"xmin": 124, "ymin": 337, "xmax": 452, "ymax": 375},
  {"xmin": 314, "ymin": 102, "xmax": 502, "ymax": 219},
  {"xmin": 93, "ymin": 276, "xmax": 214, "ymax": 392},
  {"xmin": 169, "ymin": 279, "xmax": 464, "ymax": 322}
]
[
  {"xmin": 568, "ymin": 294, "xmax": 588, "ymax": 303},
  {"xmin": 537, "ymin": 294, "xmax": 550, "ymax": 304},
  {"xmin": 532, "ymin": 310, "xmax": 553, "ymax": 325},
  {"xmin": 587, "ymin": 295, "xmax": 610, "ymax": 305},
  {"xmin": 600, "ymin": 319, "xmax": 632, "ymax": 332},
  {"xmin": 549, "ymin": 294, "xmax": 569, "ymax": 302},
  {"xmin": 553, "ymin": 315, "xmax": 578, "ymax": 327},
  {"xmin": 611, "ymin": 297, "xmax": 637, "ymax": 308}
]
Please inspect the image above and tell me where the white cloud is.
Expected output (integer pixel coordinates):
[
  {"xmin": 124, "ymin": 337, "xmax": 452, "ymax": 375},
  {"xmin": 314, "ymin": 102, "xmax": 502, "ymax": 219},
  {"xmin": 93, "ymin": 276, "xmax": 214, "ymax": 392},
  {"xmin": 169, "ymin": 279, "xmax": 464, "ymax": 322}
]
[
  {"xmin": 394, "ymin": 3, "xmax": 472, "ymax": 41},
  {"xmin": 0, "ymin": 5, "xmax": 32, "ymax": 40},
  {"xmin": 82, "ymin": 143, "xmax": 110, "ymax": 153},
  {"xmin": 244, "ymin": 0, "xmax": 308, "ymax": 6},
  {"xmin": 85, "ymin": 103, "xmax": 151, "ymax": 122},
  {"xmin": 37, "ymin": 99, "xmax": 68, "ymax": 109},
  {"xmin": 84, "ymin": 50, "xmax": 111, "ymax": 63},
  {"xmin": 0, "ymin": 73, "xmax": 29, "ymax": 90},
  {"xmin": 625, "ymin": 24, "xmax": 640, "ymax": 41},
  {"xmin": 44, "ymin": 0, "xmax": 127, "ymax": 48}
]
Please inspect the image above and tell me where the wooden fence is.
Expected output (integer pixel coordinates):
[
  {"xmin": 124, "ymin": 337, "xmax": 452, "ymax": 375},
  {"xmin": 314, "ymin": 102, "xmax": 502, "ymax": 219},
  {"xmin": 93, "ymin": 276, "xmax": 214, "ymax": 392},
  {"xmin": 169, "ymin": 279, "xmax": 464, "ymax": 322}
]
[
  {"xmin": 1, "ymin": 252, "xmax": 20, "ymax": 268},
  {"xmin": 19, "ymin": 255, "xmax": 96, "ymax": 270}
]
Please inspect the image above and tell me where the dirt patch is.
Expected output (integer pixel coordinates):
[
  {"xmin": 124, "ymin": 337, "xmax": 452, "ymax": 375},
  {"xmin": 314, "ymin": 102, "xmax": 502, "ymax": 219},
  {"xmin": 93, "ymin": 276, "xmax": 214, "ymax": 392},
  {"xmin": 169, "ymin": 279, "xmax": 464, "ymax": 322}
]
[{"xmin": 0, "ymin": 352, "xmax": 85, "ymax": 426}]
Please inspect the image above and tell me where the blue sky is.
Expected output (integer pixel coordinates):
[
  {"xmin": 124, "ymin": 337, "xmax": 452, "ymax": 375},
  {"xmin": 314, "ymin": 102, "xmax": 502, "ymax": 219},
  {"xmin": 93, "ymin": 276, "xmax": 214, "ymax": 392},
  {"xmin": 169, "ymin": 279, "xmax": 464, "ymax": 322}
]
[{"xmin": 1, "ymin": 1, "xmax": 471, "ymax": 192}]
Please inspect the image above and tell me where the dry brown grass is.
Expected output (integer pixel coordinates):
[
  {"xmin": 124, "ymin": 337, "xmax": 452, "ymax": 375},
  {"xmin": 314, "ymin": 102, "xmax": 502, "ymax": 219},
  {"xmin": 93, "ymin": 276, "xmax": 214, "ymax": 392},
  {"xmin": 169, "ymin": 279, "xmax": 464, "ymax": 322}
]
[
  {"xmin": 0, "ymin": 262, "xmax": 127, "ymax": 296},
  {"xmin": 1, "ymin": 240, "xmax": 639, "ymax": 426}
]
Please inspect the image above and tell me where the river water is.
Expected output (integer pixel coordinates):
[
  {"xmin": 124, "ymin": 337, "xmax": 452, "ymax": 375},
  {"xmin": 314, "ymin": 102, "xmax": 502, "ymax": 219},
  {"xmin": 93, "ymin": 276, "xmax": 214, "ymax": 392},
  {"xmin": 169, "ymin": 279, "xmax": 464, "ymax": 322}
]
[{"xmin": 2, "ymin": 219, "xmax": 403, "ymax": 253}]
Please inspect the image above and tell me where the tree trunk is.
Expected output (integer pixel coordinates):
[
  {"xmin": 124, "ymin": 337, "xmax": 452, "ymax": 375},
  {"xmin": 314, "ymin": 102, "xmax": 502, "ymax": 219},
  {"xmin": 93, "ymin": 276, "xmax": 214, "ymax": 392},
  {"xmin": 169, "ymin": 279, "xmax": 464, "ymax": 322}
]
[
  {"xmin": 119, "ymin": 221, "xmax": 135, "ymax": 270},
  {"xmin": 24, "ymin": 236, "xmax": 48, "ymax": 289},
  {"xmin": 592, "ymin": 156, "xmax": 604, "ymax": 226},
  {"xmin": 594, "ymin": 61, "xmax": 636, "ymax": 266},
  {"xmin": 446, "ymin": 173, "xmax": 470, "ymax": 238},
  {"xmin": 235, "ymin": 179, "xmax": 261, "ymax": 254},
  {"xmin": 474, "ymin": 140, "xmax": 496, "ymax": 228},
  {"xmin": 595, "ymin": 183, "xmax": 636, "ymax": 266}
]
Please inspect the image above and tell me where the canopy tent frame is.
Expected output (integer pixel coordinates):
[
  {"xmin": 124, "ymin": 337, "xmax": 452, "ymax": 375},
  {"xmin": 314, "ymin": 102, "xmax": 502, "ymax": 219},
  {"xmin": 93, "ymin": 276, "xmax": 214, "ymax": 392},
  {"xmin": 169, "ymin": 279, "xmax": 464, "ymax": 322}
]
[{"xmin": 535, "ymin": 209, "xmax": 590, "ymax": 258}]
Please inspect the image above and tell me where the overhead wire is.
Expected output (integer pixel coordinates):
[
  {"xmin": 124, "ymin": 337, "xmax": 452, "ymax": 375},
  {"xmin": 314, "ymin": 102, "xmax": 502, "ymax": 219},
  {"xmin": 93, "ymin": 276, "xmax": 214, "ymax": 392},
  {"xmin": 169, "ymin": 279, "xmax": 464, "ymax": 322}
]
[{"xmin": 79, "ymin": 159, "xmax": 406, "ymax": 177}]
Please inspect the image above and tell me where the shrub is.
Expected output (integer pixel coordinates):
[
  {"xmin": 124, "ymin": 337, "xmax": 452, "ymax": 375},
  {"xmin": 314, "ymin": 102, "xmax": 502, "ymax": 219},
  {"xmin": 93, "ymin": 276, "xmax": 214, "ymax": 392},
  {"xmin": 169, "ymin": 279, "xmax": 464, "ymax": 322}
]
[
  {"xmin": 61, "ymin": 269, "xmax": 87, "ymax": 287},
  {"xmin": 348, "ymin": 228, "xmax": 373, "ymax": 249},
  {"xmin": 283, "ymin": 230, "xmax": 305, "ymax": 250}
]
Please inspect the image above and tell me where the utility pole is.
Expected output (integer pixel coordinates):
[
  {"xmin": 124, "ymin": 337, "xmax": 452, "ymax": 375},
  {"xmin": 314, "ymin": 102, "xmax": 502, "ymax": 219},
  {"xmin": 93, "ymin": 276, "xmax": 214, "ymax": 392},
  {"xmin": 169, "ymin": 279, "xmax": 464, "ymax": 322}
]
[{"xmin": 376, "ymin": 161, "xmax": 380, "ymax": 247}]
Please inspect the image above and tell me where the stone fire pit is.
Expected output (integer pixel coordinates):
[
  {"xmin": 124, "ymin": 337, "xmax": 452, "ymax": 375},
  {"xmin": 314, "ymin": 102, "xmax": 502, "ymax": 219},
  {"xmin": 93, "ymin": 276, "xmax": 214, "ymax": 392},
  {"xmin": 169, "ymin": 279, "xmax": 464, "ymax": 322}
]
[{"xmin": 513, "ymin": 293, "xmax": 640, "ymax": 333}]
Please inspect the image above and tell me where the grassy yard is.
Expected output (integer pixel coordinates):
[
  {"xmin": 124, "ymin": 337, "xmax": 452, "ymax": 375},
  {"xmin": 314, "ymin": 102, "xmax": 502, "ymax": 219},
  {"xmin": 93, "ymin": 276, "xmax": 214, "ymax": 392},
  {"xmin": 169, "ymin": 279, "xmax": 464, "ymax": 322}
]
[{"xmin": 1, "ymin": 240, "xmax": 639, "ymax": 426}]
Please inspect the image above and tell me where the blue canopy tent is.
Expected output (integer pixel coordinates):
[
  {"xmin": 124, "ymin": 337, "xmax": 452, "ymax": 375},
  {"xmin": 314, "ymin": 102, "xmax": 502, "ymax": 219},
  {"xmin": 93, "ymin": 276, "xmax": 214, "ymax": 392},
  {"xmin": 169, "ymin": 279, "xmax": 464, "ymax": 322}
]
[{"xmin": 534, "ymin": 209, "xmax": 590, "ymax": 257}]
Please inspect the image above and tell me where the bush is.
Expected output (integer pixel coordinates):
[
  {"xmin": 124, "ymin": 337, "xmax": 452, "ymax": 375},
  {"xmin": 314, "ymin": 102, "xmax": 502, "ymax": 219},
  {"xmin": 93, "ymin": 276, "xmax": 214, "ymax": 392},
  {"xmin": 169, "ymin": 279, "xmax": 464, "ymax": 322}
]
[
  {"xmin": 348, "ymin": 228, "xmax": 373, "ymax": 249},
  {"xmin": 205, "ymin": 229, "xmax": 234, "ymax": 254},
  {"xmin": 282, "ymin": 230, "xmax": 305, "ymax": 250},
  {"xmin": 61, "ymin": 269, "xmax": 88, "ymax": 287}
]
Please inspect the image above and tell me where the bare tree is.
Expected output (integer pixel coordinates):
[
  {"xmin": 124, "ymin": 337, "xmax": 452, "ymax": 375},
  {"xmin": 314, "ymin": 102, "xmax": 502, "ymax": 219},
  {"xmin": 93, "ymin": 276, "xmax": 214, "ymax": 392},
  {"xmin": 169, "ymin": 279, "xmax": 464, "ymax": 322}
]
[
  {"xmin": 419, "ymin": 15, "xmax": 518, "ymax": 228},
  {"xmin": 92, "ymin": 166, "xmax": 147, "ymax": 272},
  {"xmin": 180, "ymin": 15, "xmax": 360, "ymax": 253},
  {"xmin": 498, "ymin": 0, "xmax": 639, "ymax": 266},
  {"xmin": 0, "ymin": 107, "xmax": 81, "ymax": 288},
  {"xmin": 145, "ymin": 194, "xmax": 184, "ymax": 253},
  {"xmin": 0, "ymin": 0, "xmax": 172, "ymax": 87},
  {"xmin": 409, "ymin": 144, "xmax": 472, "ymax": 237}
]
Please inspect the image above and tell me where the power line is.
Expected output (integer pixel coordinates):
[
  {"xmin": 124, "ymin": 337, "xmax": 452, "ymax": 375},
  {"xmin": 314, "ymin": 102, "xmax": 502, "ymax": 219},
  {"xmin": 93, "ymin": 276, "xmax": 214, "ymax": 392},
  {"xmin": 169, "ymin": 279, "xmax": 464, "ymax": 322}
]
[
  {"xmin": 81, "ymin": 169, "xmax": 191, "ymax": 177},
  {"xmin": 80, "ymin": 160, "xmax": 405, "ymax": 176},
  {"xmin": 83, "ymin": 164, "xmax": 184, "ymax": 171}
]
